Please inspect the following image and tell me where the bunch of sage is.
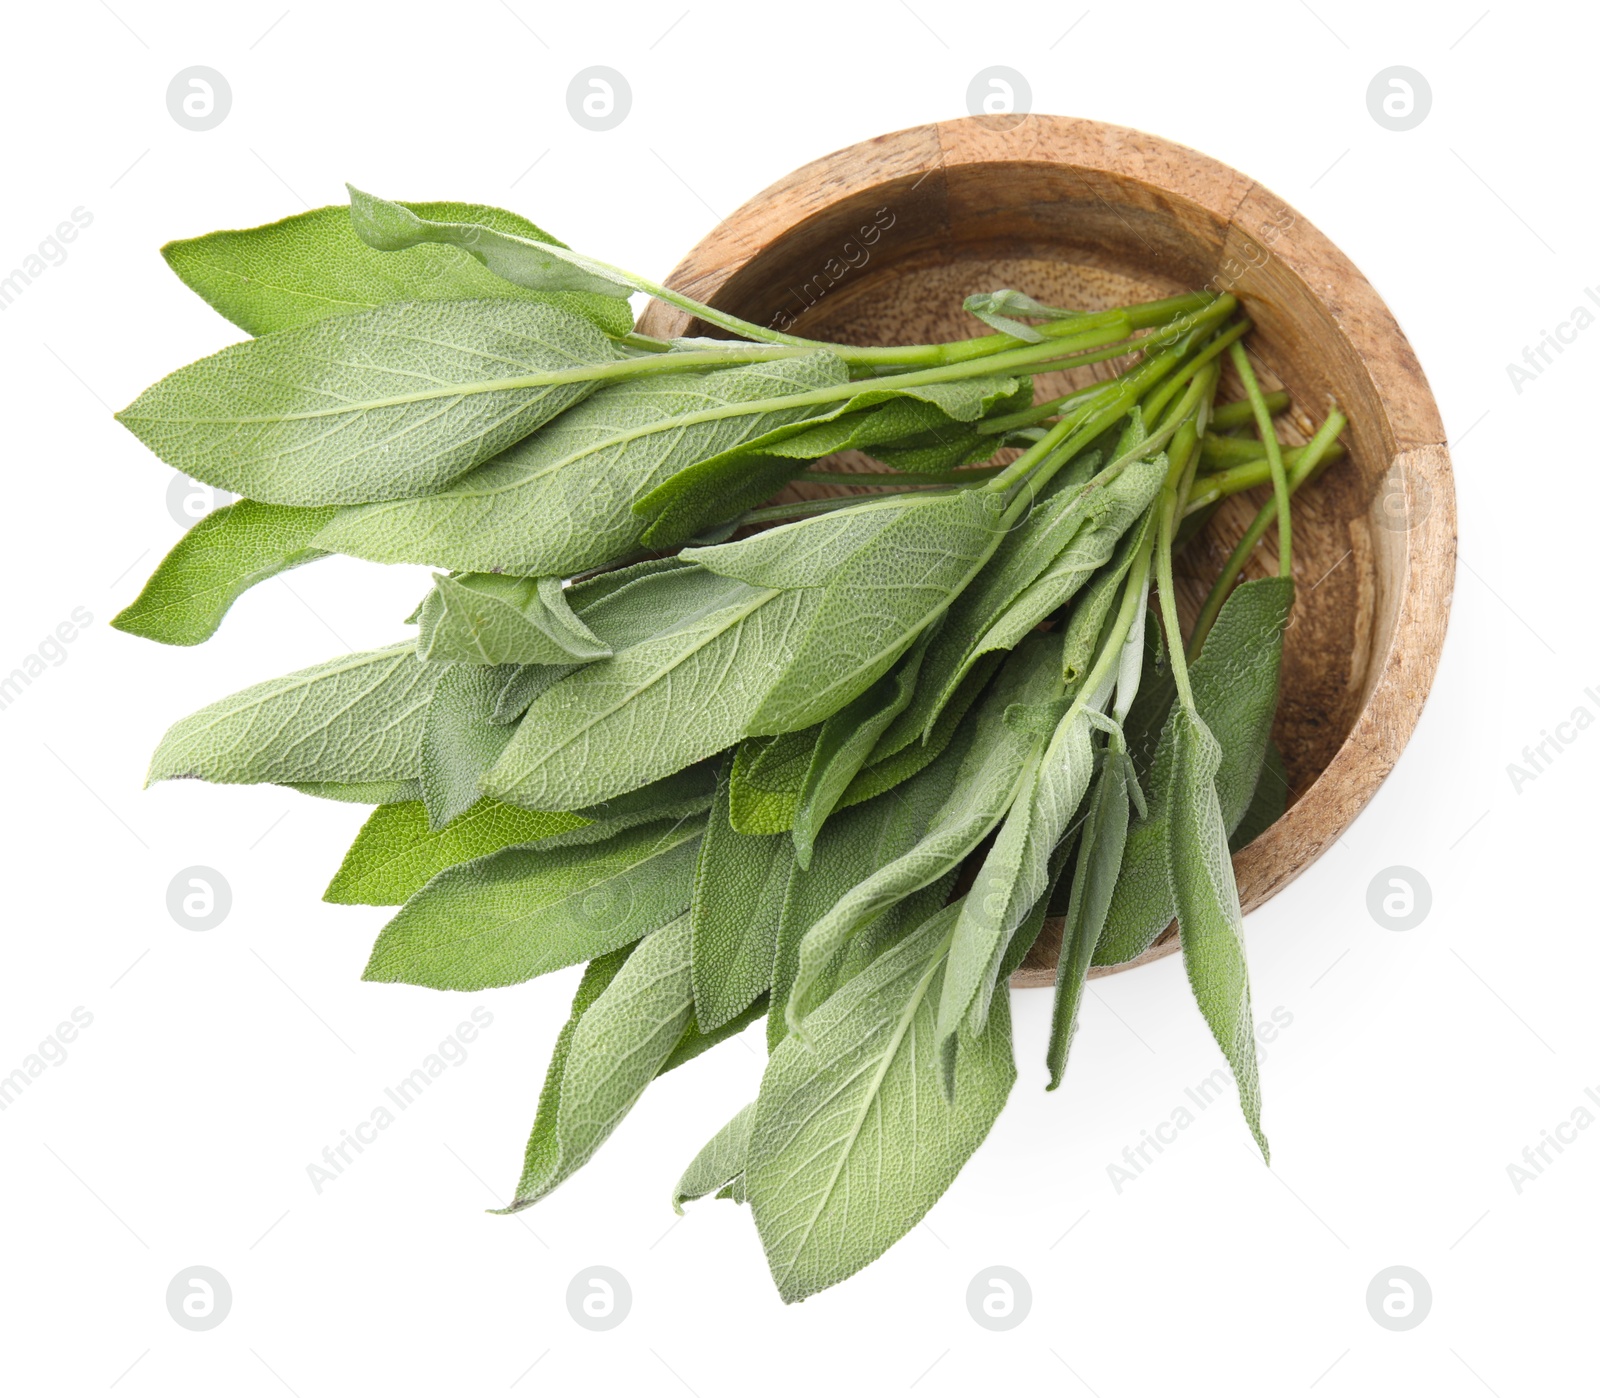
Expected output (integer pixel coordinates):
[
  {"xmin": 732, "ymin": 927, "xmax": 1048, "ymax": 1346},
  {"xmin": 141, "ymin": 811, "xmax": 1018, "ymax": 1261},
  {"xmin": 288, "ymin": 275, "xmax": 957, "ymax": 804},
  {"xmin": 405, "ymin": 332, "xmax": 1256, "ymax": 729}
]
[{"xmin": 117, "ymin": 190, "xmax": 1346, "ymax": 1302}]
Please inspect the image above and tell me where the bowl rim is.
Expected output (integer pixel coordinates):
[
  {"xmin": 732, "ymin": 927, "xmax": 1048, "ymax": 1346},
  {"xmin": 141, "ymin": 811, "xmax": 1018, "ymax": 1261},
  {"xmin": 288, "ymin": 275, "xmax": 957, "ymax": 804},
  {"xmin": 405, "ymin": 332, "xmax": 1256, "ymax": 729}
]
[{"xmin": 637, "ymin": 114, "xmax": 1457, "ymax": 983}]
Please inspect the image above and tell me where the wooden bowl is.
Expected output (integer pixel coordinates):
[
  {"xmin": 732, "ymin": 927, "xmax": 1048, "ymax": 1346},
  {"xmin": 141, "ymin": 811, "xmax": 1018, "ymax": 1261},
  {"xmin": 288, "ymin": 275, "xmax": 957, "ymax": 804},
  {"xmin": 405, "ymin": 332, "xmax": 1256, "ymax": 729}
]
[{"xmin": 636, "ymin": 115, "xmax": 1455, "ymax": 985}]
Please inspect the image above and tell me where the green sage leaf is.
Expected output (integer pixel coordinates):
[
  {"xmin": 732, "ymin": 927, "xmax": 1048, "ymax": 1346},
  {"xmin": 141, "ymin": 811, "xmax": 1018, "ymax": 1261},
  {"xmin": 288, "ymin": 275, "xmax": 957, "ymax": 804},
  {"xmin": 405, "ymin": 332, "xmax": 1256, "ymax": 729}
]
[
  {"xmin": 324, "ymin": 798, "xmax": 587, "ymax": 906},
  {"xmin": 419, "ymin": 664, "xmax": 519, "ymax": 829},
  {"xmin": 746, "ymin": 902, "xmax": 1016, "ymax": 1303},
  {"xmin": 1093, "ymin": 578, "xmax": 1293, "ymax": 966},
  {"xmin": 162, "ymin": 200, "xmax": 631, "ymax": 338},
  {"xmin": 287, "ymin": 779, "xmax": 421, "ymax": 804},
  {"xmin": 483, "ymin": 576, "xmax": 815, "ymax": 811},
  {"xmin": 503, "ymin": 915, "xmax": 697, "ymax": 1208},
  {"xmin": 314, "ymin": 353, "xmax": 847, "ymax": 575},
  {"xmin": 416, "ymin": 573, "xmax": 610, "ymax": 666},
  {"xmin": 728, "ymin": 729, "xmax": 821, "ymax": 836},
  {"xmin": 786, "ymin": 631, "xmax": 1061, "ymax": 1031},
  {"xmin": 361, "ymin": 815, "xmax": 701, "ymax": 990},
  {"xmin": 112, "ymin": 500, "xmax": 338, "ymax": 646},
  {"xmin": 349, "ymin": 185, "xmax": 636, "ymax": 299},
  {"xmin": 117, "ymin": 299, "xmax": 618, "ymax": 507},
  {"xmin": 1045, "ymin": 743, "xmax": 1134, "ymax": 1088},
  {"xmin": 673, "ymin": 1103, "xmax": 754, "ymax": 1213},
  {"xmin": 690, "ymin": 767, "xmax": 795, "ymax": 1031},
  {"xmin": 688, "ymin": 489, "xmax": 1008, "ymax": 735},
  {"xmin": 937, "ymin": 704, "xmax": 1095, "ymax": 1093},
  {"xmin": 1230, "ymin": 738, "xmax": 1287, "ymax": 852},
  {"xmin": 1167, "ymin": 705, "xmax": 1268, "ymax": 1158},
  {"xmin": 147, "ymin": 642, "xmax": 440, "ymax": 787}
]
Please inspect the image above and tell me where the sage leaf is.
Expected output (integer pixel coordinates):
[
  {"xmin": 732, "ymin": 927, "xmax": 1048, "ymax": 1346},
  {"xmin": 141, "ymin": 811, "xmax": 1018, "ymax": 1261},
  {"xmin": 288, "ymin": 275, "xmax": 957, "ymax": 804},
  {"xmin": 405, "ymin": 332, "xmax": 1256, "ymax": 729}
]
[
  {"xmin": 632, "ymin": 374, "xmax": 1019, "ymax": 548},
  {"xmin": 362, "ymin": 815, "xmax": 701, "ymax": 990},
  {"xmin": 838, "ymin": 653, "xmax": 1002, "ymax": 807},
  {"xmin": 349, "ymin": 185, "xmax": 636, "ymax": 300},
  {"xmin": 565, "ymin": 762, "xmax": 719, "ymax": 835},
  {"xmin": 746, "ymin": 902, "xmax": 1016, "ymax": 1303},
  {"xmin": 937, "ymin": 703, "xmax": 1095, "ymax": 1093},
  {"xmin": 324, "ymin": 798, "xmax": 587, "ymax": 906},
  {"xmin": 1167, "ymin": 705, "xmax": 1268, "ymax": 1158},
  {"xmin": 659, "ymin": 993, "xmax": 769, "ymax": 1075},
  {"xmin": 1230, "ymin": 738, "xmax": 1287, "ymax": 852},
  {"xmin": 873, "ymin": 449, "xmax": 1102, "ymax": 755},
  {"xmin": 416, "ymin": 573, "xmax": 610, "ymax": 666},
  {"xmin": 790, "ymin": 628, "xmax": 928, "ymax": 866},
  {"xmin": 728, "ymin": 729, "xmax": 821, "ymax": 836},
  {"xmin": 786, "ymin": 631, "xmax": 1061, "ymax": 1032},
  {"xmin": 916, "ymin": 449, "xmax": 1166, "ymax": 736},
  {"xmin": 673, "ymin": 1103, "xmax": 754, "ymax": 1213},
  {"xmin": 116, "ymin": 299, "xmax": 618, "ymax": 507},
  {"xmin": 1093, "ymin": 578, "xmax": 1294, "ymax": 966},
  {"xmin": 690, "ymin": 768, "xmax": 795, "ymax": 1031},
  {"xmin": 112, "ymin": 500, "xmax": 337, "ymax": 646},
  {"xmin": 315, "ymin": 353, "xmax": 847, "ymax": 575},
  {"xmin": 503, "ymin": 915, "xmax": 698, "ymax": 1208},
  {"xmin": 287, "ymin": 779, "xmax": 421, "ymax": 804},
  {"xmin": 419, "ymin": 664, "xmax": 519, "ymax": 829},
  {"xmin": 484, "ymin": 558, "xmax": 710, "ymax": 724},
  {"xmin": 689, "ymin": 489, "xmax": 1009, "ymax": 735},
  {"xmin": 483, "ymin": 578, "xmax": 814, "ymax": 811},
  {"xmin": 162, "ymin": 201, "xmax": 631, "ymax": 338},
  {"xmin": 767, "ymin": 765, "xmax": 965, "ymax": 1051},
  {"xmin": 147, "ymin": 642, "xmax": 440, "ymax": 787},
  {"xmin": 492, "ymin": 662, "xmax": 579, "ymax": 726},
  {"xmin": 495, "ymin": 944, "xmax": 632, "ymax": 1211},
  {"xmin": 1045, "ymin": 743, "xmax": 1134, "ymax": 1089}
]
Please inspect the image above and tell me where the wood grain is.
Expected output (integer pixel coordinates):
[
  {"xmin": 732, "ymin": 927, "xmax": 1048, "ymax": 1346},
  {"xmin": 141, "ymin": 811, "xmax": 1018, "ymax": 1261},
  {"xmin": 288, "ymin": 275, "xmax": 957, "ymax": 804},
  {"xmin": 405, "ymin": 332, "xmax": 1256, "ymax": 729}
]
[{"xmin": 636, "ymin": 116, "xmax": 1456, "ymax": 987}]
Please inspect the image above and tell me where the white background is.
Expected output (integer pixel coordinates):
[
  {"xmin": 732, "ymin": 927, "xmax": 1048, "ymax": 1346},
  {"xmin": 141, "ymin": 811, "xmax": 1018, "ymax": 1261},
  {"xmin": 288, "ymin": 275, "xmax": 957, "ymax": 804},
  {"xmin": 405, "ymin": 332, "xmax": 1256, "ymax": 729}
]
[{"xmin": 1, "ymin": 2, "xmax": 1593, "ymax": 1394}]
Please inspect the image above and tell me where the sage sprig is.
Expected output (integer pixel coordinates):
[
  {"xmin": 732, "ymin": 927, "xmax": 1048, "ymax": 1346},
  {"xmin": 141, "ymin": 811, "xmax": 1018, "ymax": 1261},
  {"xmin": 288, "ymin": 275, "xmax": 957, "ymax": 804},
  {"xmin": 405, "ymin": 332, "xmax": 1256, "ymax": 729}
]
[{"xmin": 116, "ymin": 190, "xmax": 1349, "ymax": 1302}]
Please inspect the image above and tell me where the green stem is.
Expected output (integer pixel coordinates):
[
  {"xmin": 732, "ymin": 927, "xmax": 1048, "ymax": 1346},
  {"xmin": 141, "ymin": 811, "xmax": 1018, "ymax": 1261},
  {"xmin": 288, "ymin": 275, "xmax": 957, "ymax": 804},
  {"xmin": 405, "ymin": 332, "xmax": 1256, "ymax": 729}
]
[
  {"xmin": 975, "ymin": 378, "xmax": 1120, "ymax": 435},
  {"xmin": 1210, "ymin": 390, "xmax": 1290, "ymax": 432},
  {"xmin": 1183, "ymin": 441, "xmax": 1348, "ymax": 514},
  {"xmin": 736, "ymin": 475, "xmax": 990, "ymax": 526},
  {"xmin": 997, "ymin": 356, "xmax": 1212, "ymax": 534},
  {"xmin": 989, "ymin": 307, "xmax": 1228, "ymax": 504},
  {"xmin": 660, "ymin": 288, "xmax": 1217, "ymax": 367},
  {"xmin": 796, "ymin": 465, "xmax": 1006, "ymax": 486},
  {"xmin": 1143, "ymin": 320, "xmax": 1250, "ymax": 427},
  {"xmin": 1155, "ymin": 482, "xmax": 1196, "ymax": 713},
  {"xmin": 1228, "ymin": 342, "xmax": 1292, "ymax": 579},
  {"xmin": 1063, "ymin": 514, "xmax": 1158, "ymax": 722},
  {"xmin": 1185, "ymin": 406, "xmax": 1346, "ymax": 660}
]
